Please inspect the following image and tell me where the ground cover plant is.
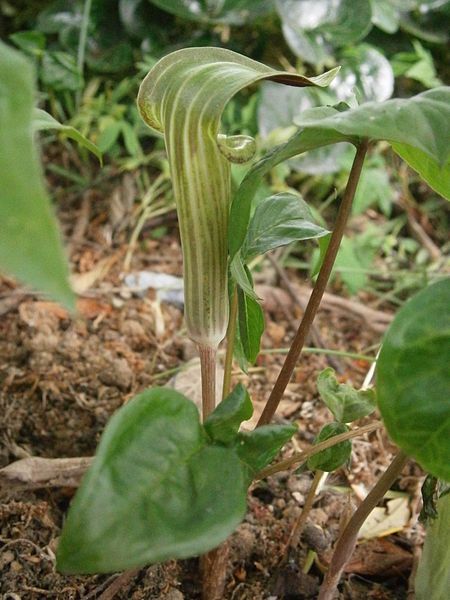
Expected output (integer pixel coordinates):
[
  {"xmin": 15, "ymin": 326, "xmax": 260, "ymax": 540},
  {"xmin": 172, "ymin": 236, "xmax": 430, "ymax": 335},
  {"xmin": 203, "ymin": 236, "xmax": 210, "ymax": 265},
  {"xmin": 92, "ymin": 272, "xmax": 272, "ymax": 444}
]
[{"xmin": 1, "ymin": 4, "xmax": 450, "ymax": 600}]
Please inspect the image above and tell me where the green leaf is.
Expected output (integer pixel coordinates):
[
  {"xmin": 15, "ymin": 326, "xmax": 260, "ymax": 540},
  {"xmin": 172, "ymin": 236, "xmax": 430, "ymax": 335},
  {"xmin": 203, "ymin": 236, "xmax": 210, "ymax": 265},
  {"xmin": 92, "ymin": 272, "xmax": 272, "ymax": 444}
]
[
  {"xmin": 0, "ymin": 41, "xmax": 74, "ymax": 309},
  {"xmin": 241, "ymin": 192, "xmax": 329, "ymax": 261},
  {"xmin": 149, "ymin": 0, "xmax": 274, "ymax": 25},
  {"xmin": 330, "ymin": 45, "xmax": 394, "ymax": 103},
  {"xmin": 276, "ymin": 0, "xmax": 373, "ymax": 63},
  {"xmin": 317, "ymin": 368, "xmax": 377, "ymax": 423},
  {"xmin": 370, "ymin": 0, "xmax": 400, "ymax": 33},
  {"xmin": 57, "ymin": 388, "xmax": 247, "ymax": 574},
  {"xmin": 377, "ymin": 279, "xmax": 450, "ymax": 482},
  {"xmin": 138, "ymin": 47, "xmax": 337, "ymax": 347},
  {"xmin": 41, "ymin": 51, "xmax": 83, "ymax": 92},
  {"xmin": 393, "ymin": 143, "xmax": 450, "ymax": 200},
  {"xmin": 9, "ymin": 31, "xmax": 46, "ymax": 55},
  {"xmin": 204, "ymin": 383, "xmax": 253, "ymax": 444},
  {"xmin": 415, "ymin": 492, "xmax": 450, "ymax": 600},
  {"xmin": 307, "ymin": 422, "xmax": 352, "ymax": 472},
  {"xmin": 237, "ymin": 424, "xmax": 297, "ymax": 477},
  {"xmin": 33, "ymin": 109, "xmax": 102, "ymax": 162},
  {"xmin": 237, "ymin": 283, "xmax": 265, "ymax": 365},
  {"xmin": 230, "ymin": 87, "xmax": 450, "ymax": 259}
]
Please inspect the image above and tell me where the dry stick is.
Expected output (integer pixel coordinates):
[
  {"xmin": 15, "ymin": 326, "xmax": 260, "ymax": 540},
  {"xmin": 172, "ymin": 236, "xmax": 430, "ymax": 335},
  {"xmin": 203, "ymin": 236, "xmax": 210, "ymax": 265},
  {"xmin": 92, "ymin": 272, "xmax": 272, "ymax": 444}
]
[
  {"xmin": 318, "ymin": 451, "xmax": 409, "ymax": 600},
  {"xmin": 256, "ymin": 140, "xmax": 369, "ymax": 428},
  {"xmin": 256, "ymin": 421, "xmax": 381, "ymax": 480},
  {"xmin": 222, "ymin": 287, "xmax": 238, "ymax": 400},
  {"xmin": 267, "ymin": 253, "xmax": 343, "ymax": 373}
]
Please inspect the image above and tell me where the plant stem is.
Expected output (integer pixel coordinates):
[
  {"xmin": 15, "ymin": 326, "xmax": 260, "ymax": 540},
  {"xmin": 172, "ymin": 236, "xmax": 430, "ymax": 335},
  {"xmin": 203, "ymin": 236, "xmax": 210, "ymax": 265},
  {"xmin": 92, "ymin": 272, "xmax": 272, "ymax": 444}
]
[
  {"xmin": 222, "ymin": 287, "xmax": 238, "ymax": 400},
  {"xmin": 286, "ymin": 470, "xmax": 324, "ymax": 553},
  {"xmin": 198, "ymin": 344, "xmax": 217, "ymax": 420},
  {"xmin": 318, "ymin": 451, "xmax": 408, "ymax": 600},
  {"xmin": 256, "ymin": 422, "xmax": 381, "ymax": 480},
  {"xmin": 256, "ymin": 140, "xmax": 369, "ymax": 427}
]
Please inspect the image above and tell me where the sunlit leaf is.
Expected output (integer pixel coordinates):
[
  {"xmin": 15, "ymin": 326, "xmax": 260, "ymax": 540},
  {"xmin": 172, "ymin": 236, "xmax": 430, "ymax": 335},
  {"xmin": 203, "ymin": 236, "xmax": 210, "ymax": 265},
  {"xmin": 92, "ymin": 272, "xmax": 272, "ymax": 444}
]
[
  {"xmin": 0, "ymin": 41, "xmax": 74, "ymax": 309},
  {"xmin": 33, "ymin": 108, "xmax": 102, "ymax": 161},
  {"xmin": 276, "ymin": 0, "xmax": 372, "ymax": 63}
]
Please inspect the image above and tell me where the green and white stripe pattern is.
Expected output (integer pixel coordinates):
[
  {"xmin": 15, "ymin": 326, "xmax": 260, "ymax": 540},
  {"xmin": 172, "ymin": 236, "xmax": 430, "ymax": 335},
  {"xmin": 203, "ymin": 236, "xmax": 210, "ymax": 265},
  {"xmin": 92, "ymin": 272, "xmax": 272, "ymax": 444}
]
[{"xmin": 138, "ymin": 47, "xmax": 338, "ymax": 348}]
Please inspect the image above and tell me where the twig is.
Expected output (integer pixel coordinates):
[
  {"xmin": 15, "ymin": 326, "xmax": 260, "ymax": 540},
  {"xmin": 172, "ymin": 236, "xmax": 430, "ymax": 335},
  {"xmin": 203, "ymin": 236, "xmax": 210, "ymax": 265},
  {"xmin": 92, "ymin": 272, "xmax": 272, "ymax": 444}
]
[
  {"xmin": 257, "ymin": 140, "xmax": 369, "ymax": 427},
  {"xmin": 0, "ymin": 456, "xmax": 93, "ymax": 495},
  {"xmin": 256, "ymin": 284, "xmax": 393, "ymax": 333},
  {"xmin": 256, "ymin": 421, "xmax": 381, "ymax": 480},
  {"xmin": 399, "ymin": 164, "xmax": 441, "ymax": 262},
  {"xmin": 97, "ymin": 569, "xmax": 140, "ymax": 600},
  {"xmin": 318, "ymin": 451, "xmax": 409, "ymax": 600},
  {"xmin": 267, "ymin": 253, "xmax": 344, "ymax": 373}
]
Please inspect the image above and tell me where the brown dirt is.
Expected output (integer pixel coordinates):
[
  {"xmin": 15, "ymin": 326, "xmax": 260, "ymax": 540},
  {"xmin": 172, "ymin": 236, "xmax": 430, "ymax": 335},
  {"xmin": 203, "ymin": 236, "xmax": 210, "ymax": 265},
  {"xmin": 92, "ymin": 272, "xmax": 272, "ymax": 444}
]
[{"xmin": 0, "ymin": 175, "xmax": 424, "ymax": 599}]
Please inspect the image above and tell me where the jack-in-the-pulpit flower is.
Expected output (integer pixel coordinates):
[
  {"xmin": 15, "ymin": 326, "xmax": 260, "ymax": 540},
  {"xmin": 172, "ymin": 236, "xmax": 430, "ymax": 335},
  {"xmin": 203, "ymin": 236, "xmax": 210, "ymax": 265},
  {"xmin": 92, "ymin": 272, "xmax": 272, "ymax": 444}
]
[{"xmin": 138, "ymin": 47, "xmax": 337, "ymax": 349}]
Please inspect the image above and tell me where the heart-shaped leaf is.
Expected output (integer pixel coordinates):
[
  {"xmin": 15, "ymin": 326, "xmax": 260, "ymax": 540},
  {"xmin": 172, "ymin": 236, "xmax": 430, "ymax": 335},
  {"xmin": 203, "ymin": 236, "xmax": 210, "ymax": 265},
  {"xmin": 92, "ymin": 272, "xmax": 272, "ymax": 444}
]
[
  {"xmin": 317, "ymin": 368, "xmax": 376, "ymax": 423},
  {"xmin": 57, "ymin": 388, "xmax": 247, "ymax": 574},
  {"xmin": 0, "ymin": 41, "xmax": 74, "ymax": 309},
  {"xmin": 377, "ymin": 278, "xmax": 450, "ymax": 482}
]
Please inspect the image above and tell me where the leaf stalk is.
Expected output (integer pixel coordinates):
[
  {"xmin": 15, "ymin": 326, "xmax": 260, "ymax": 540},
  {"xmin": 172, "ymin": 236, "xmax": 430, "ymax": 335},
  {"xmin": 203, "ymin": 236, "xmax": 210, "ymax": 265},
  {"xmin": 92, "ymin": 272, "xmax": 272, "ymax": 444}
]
[{"xmin": 256, "ymin": 139, "xmax": 370, "ymax": 427}]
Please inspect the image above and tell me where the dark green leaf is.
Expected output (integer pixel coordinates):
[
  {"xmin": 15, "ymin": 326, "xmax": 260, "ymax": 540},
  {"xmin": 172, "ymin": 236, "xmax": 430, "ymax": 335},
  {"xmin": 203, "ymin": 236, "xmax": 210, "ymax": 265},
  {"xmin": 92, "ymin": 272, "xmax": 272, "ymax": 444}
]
[
  {"xmin": 318, "ymin": 368, "xmax": 377, "ymax": 423},
  {"xmin": 242, "ymin": 192, "xmax": 329, "ymax": 261},
  {"xmin": 0, "ymin": 41, "xmax": 74, "ymax": 309},
  {"xmin": 307, "ymin": 422, "xmax": 352, "ymax": 472},
  {"xmin": 57, "ymin": 388, "xmax": 247, "ymax": 574},
  {"xmin": 237, "ymin": 283, "xmax": 265, "ymax": 365},
  {"xmin": 9, "ymin": 31, "xmax": 46, "ymax": 54},
  {"xmin": 377, "ymin": 278, "xmax": 450, "ymax": 481},
  {"xmin": 204, "ymin": 384, "xmax": 253, "ymax": 444},
  {"xmin": 33, "ymin": 109, "xmax": 102, "ymax": 162},
  {"xmin": 415, "ymin": 492, "xmax": 450, "ymax": 600},
  {"xmin": 230, "ymin": 87, "xmax": 450, "ymax": 259},
  {"xmin": 419, "ymin": 475, "xmax": 439, "ymax": 524},
  {"xmin": 237, "ymin": 424, "xmax": 297, "ymax": 477}
]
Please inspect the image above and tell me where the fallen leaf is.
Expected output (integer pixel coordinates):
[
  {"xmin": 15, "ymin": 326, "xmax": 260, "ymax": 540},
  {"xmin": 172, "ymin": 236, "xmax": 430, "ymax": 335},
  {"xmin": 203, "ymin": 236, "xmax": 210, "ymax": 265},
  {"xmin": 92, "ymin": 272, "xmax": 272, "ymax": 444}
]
[{"xmin": 359, "ymin": 496, "xmax": 410, "ymax": 539}]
